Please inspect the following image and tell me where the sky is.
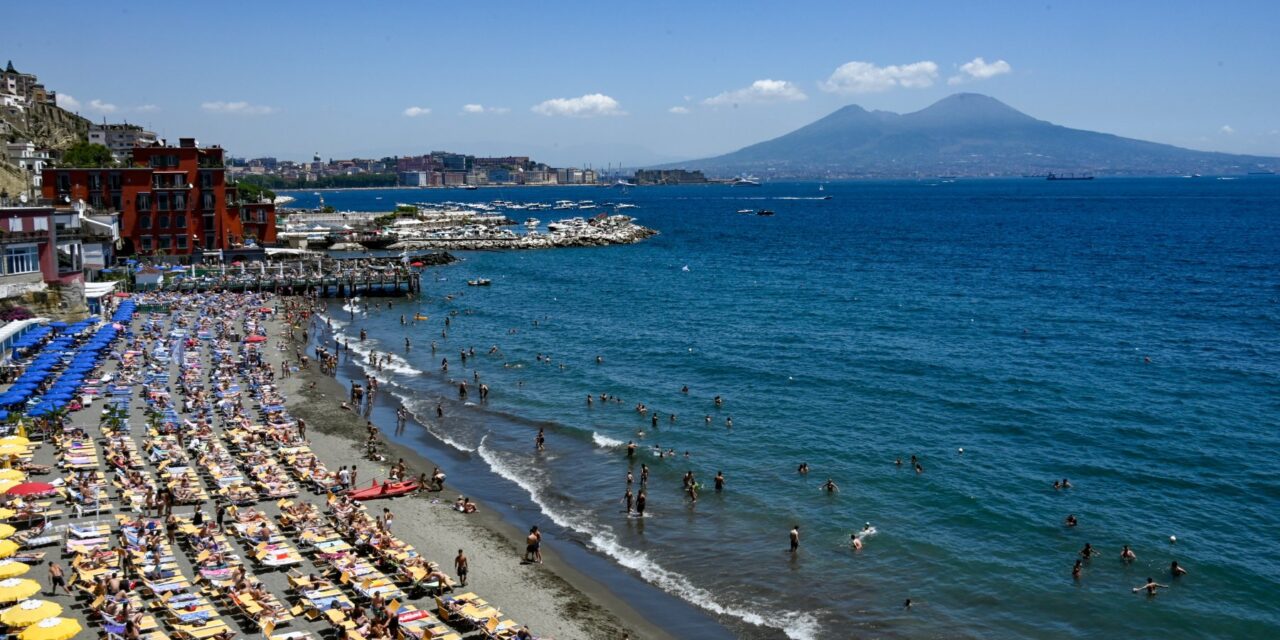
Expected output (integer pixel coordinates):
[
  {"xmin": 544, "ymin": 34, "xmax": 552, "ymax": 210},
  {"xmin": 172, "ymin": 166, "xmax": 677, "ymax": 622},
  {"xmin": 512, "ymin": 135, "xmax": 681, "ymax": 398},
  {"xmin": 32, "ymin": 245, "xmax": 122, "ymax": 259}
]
[{"xmin": 7, "ymin": 0, "xmax": 1279, "ymax": 166}]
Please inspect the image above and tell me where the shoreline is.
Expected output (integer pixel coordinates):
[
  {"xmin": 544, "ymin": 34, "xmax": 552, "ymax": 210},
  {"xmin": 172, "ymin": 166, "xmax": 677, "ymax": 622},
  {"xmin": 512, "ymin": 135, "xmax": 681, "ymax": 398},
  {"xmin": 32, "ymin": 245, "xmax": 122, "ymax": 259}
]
[{"xmin": 273, "ymin": 309, "xmax": 689, "ymax": 640}]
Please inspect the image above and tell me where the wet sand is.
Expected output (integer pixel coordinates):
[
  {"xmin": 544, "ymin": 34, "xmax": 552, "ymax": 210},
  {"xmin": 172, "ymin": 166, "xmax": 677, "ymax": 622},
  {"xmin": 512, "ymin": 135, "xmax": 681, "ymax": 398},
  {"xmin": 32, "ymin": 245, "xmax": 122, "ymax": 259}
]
[{"xmin": 272, "ymin": 309, "xmax": 675, "ymax": 640}]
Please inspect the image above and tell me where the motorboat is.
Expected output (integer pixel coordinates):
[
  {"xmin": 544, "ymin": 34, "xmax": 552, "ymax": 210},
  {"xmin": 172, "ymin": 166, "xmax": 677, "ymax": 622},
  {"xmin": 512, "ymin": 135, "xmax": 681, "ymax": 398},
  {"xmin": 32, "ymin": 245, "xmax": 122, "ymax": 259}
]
[
  {"xmin": 756, "ymin": 209, "xmax": 775, "ymax": 216},
  {"xmin": 736, "ymin": 209, "xmax": 754, "ymax": 214},
  {"xmin": 467, "ymin": 278, "xmax": 492, "ymax": 286}
]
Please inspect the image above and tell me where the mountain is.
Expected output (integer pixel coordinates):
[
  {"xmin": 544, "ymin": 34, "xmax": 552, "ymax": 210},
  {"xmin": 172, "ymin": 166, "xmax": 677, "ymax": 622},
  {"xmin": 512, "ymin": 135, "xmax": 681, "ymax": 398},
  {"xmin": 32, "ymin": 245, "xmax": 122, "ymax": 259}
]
[{"xmin": 675, "ymin": 93, "xmax": 1280, "ymax": 178}]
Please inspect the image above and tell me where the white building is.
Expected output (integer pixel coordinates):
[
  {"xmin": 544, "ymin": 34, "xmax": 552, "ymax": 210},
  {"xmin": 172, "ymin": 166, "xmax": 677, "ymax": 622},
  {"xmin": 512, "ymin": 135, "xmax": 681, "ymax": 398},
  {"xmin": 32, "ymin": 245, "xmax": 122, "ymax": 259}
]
[
  {"xmin": 88, "ymin": 123, "xmax": 158, "ymax": 163},
  {"xmin": 5, "ymin": 141, "xmax": 51, "ymax": 190}
]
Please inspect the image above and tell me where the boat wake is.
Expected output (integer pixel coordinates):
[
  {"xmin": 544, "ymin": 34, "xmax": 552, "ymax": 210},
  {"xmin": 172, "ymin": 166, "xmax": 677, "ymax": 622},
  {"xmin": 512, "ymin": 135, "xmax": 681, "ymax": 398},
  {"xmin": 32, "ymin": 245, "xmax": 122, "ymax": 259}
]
[{"xmin": 476, "ymin": 441, "xmax": 821, "ymax": 640}]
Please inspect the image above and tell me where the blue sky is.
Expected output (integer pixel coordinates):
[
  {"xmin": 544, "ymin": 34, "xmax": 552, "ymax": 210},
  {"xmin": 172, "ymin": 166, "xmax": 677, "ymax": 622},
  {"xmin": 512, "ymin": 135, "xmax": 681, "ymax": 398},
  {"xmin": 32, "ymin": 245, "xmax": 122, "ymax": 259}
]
[{"xmin": 8, "ymin": 1, "xmax": 1279, "ymax": 166}]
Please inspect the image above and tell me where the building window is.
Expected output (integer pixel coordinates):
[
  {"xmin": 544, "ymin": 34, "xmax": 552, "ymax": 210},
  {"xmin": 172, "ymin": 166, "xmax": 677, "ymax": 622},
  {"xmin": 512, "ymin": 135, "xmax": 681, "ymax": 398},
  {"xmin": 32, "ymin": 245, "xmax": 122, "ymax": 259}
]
[
  {"xmin": 140, "ymin": 237, "xmax": 152, "ymax": 251},
  {"xmin": 139, "ymin": 214, "xmax": 150, "ymax": 230},
  {"xmin": 109, "ymin": 173, "xmax": 121, "ymax": 190},
  {"xmin": 158, "ymin": 235, "xmax": 171, "ymax": 250},
  {"xmin": 7, "ymin": 218, "xmax": 20, "ymax": 233},
  {"xmin": 136, "ymin": 192, "xmax": 151, "ymax": 211},
  {"xmin": 88, "ymin": 173, "xmax": 101, "ymax": 189},
  {"xmin": 199, "ymin": 172, "xmax": 212, "ymax": 188},
  {"xmin": 257, "ymin": 209, "xmax": 267, "ymax": 223},
  {"xmin": 173, "ymin": 214, "xmax": 186, "ymax": 229},
  {"xmin": 111, "ymin": 193, "xmax": 122, "ymax": 210},
  {"xmin": 90, "ymin": 194, "xmax": 104, "ymax": 208},
  {"xmin": 157, "ymin": 215, "xmax": 169, "ymax": 229},
  {"xmin": 33, "ymin": 217, "xmax": 48, "ymax": 231},
  {"xmin": 56, "ymin": 241, "xmax": 80, "ymax": 272},
  {"xmin": 57, "ymin": 173, "xmax": 70, "ymax": 191},
  {"xmin": 176, "ymin": 235, "xmax": 188, "ymax": 250},
  {"xmin": 201, "ymin": 192, "xmax": 215, "ymax": 210},
  {"xmin": 4, "ymin": 245, "xmax": 39, "ymax": 275},
  {"xmin": 204, "ymin": 232, "xmax": 215, "ymax": 249},
  {"xmin": 158, "ymin": 194, "xmax": 170, "ymax": 211},
  {"xmin": 173, "ymin": 193, "xmax": 186, "ymax": 210}
]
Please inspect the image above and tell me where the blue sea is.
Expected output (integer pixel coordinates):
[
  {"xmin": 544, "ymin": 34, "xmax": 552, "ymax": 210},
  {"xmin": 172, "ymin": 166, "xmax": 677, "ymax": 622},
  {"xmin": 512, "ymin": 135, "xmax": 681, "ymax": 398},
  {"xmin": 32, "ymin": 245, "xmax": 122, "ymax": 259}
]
[{"xmin": 286, "ymin": 178, "xmax": 1280, "ymax": 639}]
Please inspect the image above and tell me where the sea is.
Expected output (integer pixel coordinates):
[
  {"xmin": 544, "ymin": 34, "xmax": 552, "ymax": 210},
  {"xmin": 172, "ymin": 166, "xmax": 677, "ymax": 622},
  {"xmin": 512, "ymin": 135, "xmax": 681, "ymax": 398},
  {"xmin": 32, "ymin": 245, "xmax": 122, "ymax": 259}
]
[{"xmin": 283, "ymin": 178, "xmax": 1280, "ymax": 639}]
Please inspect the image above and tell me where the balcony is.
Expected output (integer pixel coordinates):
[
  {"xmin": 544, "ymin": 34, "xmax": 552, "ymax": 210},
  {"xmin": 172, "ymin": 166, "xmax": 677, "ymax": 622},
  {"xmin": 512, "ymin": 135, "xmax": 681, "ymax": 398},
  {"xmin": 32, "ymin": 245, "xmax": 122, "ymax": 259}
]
[{"xmin": 0, "ymin": 230, "xmax": 52, "ymax": 244}]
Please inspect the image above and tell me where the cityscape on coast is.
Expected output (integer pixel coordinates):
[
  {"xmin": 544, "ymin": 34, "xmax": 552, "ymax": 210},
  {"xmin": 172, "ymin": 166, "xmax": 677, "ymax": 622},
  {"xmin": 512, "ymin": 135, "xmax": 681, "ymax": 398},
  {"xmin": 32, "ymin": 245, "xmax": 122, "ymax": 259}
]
[{"xmin": 1, "ymin": 3, "xmax": 1279, "ymax": 640}]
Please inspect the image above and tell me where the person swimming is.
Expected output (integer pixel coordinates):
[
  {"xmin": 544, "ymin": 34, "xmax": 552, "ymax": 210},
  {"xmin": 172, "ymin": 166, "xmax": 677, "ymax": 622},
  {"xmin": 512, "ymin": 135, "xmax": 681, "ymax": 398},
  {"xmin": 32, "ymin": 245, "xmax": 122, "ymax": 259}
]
[{"xmin": 822, "ymin": 478, "xmax": 839, "ymax": 493}]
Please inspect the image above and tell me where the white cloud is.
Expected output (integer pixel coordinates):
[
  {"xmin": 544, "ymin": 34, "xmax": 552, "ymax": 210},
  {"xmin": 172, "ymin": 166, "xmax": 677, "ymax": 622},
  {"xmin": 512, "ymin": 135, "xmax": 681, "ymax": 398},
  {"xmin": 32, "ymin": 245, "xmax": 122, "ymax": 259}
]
[
  {"xmin": 948, "ymin": 57, "xmax": 1013, "ymax": 85},
  {"xmin": 201, "ymin": 101, "xmax": 276, "ymax": 115},
  {"xmin": 462, "ymin": 104, "xmax": 509, "ymax": 114},
  {"xmin": 820, "ymin": 61, "xmax": 939, "ymax": 94},
  {"xmin": 1219, "ymin": 125, "xmax": 1234, "ymax": 135},
  {"xmin": 532, "ymin": 93, "xmax": 624, "ymax": 117},
  {"xmin": 669, "ymin": 106, "xmax": 690, "ymax": 114},
  {"xmin": 57, "ymin": 94, "xmax": 81, "ymax": 110},
  {"xmin": 402, "ymin": 106, "xmax": 432, "ymax": 117},
  {"xmin": 703, "ymin": 79, "xmax": 807, "ymax": 106},
  {"xmin": 135, "ymin": 104, "xmax": 159, "ymax": 113},
  {"xmin": 88, "ymin": 99, "xmax": 118, "ymax": 113}
]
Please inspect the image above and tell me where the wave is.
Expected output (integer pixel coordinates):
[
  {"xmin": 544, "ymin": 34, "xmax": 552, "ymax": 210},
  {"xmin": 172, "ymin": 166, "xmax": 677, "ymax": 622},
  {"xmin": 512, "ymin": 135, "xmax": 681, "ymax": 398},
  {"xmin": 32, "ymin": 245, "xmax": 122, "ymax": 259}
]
[
  {"xmin": 591, "ymin": 432, "xmax": 626, "ymax": 448},
  {"xmin": 476, "ymin": 441, "xmax": 821, "ymax": 640},
  {"xmin": 400, "ymin": 395, "xmax": 478, "ymax": 453}
]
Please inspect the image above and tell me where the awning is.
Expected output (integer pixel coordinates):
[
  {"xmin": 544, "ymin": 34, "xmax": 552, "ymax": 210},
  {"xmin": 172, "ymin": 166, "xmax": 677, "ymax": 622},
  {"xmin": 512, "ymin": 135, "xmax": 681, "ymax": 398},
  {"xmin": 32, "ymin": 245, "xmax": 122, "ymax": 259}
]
[{"xmin": 83, "ymin": 281, "xmax": 119, "ymax": 299}]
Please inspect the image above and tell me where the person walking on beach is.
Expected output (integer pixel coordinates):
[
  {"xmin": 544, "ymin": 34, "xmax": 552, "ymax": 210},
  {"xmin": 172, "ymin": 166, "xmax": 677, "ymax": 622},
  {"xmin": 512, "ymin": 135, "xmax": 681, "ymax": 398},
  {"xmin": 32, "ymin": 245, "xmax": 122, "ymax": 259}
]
[
  {"xmin": 47, "ymin": 561, "xmax": 65, "ymax": 595},
  {"xmin": 454, "ymin": 549, "xmax": 469, "ymax": 587},
  {"xmin": 789, "ymin": 525, "xmax": 801, "ymax": 553},
  {"xmin": 524, "ymin": 526, "xmax": 542, "ymax": 564}
]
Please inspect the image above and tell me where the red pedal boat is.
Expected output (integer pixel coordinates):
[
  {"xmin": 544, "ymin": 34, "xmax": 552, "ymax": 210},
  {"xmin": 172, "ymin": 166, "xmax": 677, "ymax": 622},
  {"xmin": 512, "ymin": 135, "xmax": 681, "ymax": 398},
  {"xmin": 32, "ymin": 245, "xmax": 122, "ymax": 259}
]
[{"xmin": 346, "ymin": 479, "xmax": 420, "ymax": 501}]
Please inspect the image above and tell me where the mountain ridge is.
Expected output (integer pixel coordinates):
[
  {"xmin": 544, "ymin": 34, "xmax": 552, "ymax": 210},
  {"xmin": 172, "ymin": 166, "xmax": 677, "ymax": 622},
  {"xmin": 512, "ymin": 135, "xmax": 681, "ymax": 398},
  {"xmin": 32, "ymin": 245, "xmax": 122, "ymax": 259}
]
[{"xmin": 669, "ymin": 94, "xmax": 1279, "ymax": 178}]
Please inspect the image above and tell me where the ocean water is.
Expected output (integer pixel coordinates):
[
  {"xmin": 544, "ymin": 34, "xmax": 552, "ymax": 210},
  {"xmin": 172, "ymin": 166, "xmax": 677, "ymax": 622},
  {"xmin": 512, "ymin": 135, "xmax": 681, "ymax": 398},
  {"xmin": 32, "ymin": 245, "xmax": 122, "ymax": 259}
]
[{"xmin": 289, "ymin": 179, "xmax": 1280, "ymax": 639}]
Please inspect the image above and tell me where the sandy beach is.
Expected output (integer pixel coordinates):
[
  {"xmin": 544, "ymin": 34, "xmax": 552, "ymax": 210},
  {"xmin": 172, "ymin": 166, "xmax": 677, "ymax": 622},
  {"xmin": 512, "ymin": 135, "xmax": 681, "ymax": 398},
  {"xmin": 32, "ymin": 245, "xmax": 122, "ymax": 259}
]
[{"xmin": 270, "ymin": 306, "xmax": 674, "ymax": 640}]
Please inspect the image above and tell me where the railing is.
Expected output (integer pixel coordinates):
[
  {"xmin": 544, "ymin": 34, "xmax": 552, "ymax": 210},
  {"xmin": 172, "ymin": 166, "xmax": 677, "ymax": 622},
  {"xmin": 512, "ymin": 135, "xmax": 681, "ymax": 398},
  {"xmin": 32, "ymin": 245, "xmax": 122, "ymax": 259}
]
[{"xmin": 0, "ymin": 230, "xmax": 52, "ymax": 243}]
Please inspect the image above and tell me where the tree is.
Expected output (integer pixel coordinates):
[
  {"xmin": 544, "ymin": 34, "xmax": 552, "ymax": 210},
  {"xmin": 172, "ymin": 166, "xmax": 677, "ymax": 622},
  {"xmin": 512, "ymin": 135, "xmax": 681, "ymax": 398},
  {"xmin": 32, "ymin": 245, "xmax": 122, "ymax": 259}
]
[
  {"xmin": 59, "ymin": 142, "xmax": 116, "ymax": 167},
  {"xmin": 236, "ymin": 181, "xmax": 277, "ymax": 203}
]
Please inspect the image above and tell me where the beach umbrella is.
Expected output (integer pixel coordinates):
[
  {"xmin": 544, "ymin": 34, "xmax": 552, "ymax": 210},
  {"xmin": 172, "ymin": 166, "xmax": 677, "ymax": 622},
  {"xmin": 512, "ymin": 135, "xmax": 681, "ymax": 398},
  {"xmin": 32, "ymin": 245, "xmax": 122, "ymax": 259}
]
[
  {"xmin": 0, "ymin": 599, "xmax": 59, "ymax": 624},
  {"xmin": 0, "ymin": 446, "xmax": 25, "ymax": 458},
  {"xmin": 0, "ymin": 578, "xmax": 39, "ymax": 603},
  {"xmin": 0, "ymin": 508, "xmax": 13, "ymax": 519},
  {"xmin": 18, "ymin": 616, "xmax": 80, "ymax": 640},
  {"xmin": 113, "ymin": 292, "xmax": 130, "ymax": 298},
  {"xmin": 0, "ymin": 482, "xmax": 18, "ymax": 495},
  {"xmin": 410, "ymin": 261, "xmax": 424, "ymax": 267},
  {"xmin": 0, "ymin": 470, "xmax": 21, "ymax": 483},
  {"xmin": 0, "ymin": 541, "xmax": 15, "ymax": 559},
  {"xmin": 3, "ymin": 483, "xmax": 54, "ymax": 497},
  {"xmin": 244, "ymin": 335, "xmax": 267, "ymax": 343},
  {"xmin": 259, "ymin": 307, "xmax": 273, "ymax": 313},
  {"xmin": 0, "ymin": 600, "xmax": 61, "ymax": 627},
  {"xmin": 0, "ymin": 525, "xmax": 14, "ymax": 540},
  {"xmin": 0, "ymin": 560, "xmax": 28, "ymax": 579}
]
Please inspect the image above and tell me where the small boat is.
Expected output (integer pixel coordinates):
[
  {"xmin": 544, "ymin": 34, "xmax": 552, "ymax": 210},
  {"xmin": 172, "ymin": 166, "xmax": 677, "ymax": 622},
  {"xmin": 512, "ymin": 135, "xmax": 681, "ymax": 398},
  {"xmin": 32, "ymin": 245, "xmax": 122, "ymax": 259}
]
[
  {"xmin": 731, "ymin": 176, "xmax": 761, "ymax": 187},
  {"xmin": 460, "ymin": 185, "xmax": 479, "ymax": 190},
  {"xmin": 414, "ymin": 313, "xmax": 429, "ymax": 321},
  {"xmin": 524, "ymin": 218, "xmax": 540, "ymax": 228},
  {"xmin": 822, "ymin": 195, "xmax": 833, "ymax": 200},
  {"xmin": 736, "ymin": 209, "xmax": 754, "ymax": 214},
  {"xmin": 347, "ymin": 480, "xmax": 420, "ymax": 501},
  {"xmin": 756, "ymin": 209, "xmax": 775, "ymax": 216},
  {"xmin": 467, "ymin": 278, "xmax": 492, "ymax": 286}
]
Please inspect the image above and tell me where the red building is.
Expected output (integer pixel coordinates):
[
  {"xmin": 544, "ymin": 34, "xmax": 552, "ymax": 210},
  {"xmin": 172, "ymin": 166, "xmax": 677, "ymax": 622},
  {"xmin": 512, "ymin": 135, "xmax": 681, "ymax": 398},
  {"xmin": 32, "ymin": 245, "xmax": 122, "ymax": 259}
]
[{"xmin": 43, "ymin": 137, "xmax": 275, "ymax": 256}]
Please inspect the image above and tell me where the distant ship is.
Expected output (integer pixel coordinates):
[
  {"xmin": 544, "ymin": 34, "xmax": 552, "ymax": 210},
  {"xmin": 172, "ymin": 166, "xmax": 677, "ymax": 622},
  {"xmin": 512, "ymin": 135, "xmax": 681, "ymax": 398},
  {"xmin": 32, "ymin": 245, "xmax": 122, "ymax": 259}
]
[
  {"xmin": 613, "ymin": 179, "xmax": 637, "ymax": 187},
  {"xmin": 731, "ymin": 176, "xmax": 761, "ymax": 187},
  {"xmin": 1046, "ymin": 173, "xmax": 1095, "ymax": 181}
]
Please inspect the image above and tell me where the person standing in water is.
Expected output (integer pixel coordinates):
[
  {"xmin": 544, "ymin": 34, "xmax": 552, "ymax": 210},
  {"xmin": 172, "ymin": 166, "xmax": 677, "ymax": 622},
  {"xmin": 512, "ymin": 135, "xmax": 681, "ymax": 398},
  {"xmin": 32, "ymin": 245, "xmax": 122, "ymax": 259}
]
[
  {"xmin": 714, "ymin": 471, "xmax": 725, "ymax": 492},
  {"xmin": 622, "ymin": 488, "xmax": 634, "ymax": 514},
  {"xmin": 1133, "ymin": 577, "xmax": 1168, "ymax": 595},
  {"xmin": 535, "ymin": 428, "xmax": 545, "ymax": 451},
  {"xmin": 789, "ymin": 525, "xmax": 800, "ymax": 553},
  {"xmin": 635, "ymin": 490, "xmax": 647, "ymax": 516}
]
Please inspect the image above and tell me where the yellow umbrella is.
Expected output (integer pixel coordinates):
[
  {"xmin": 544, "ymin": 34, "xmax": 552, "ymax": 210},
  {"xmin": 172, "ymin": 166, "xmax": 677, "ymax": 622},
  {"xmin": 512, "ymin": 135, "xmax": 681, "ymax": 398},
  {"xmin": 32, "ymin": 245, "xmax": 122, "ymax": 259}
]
[
  {"xmin": 0, "ymin": 481, "xmax": 17, "ymax": 495},
  {"xmin": 0, "ymin": 599, "xmax": 59, "ymax": 626},
  {"xmin": 19, "ymin": 616, "xmax": 81, "ymax": 640},
  {"xmin": 0, "ymin": 470, "xmax": 24, "ymax": 482},
  {"xmin": 0, "ymin": 508, "xmax": 14, "ymax": 520},
  {"xmin": 0, "ymin": 578, "xmax": 39, "ymax": 603},
  {"xmin": 0, "ymin": 540, "xmax": 17, "ymax": 559},
  {"xmin": 0, "ymin": 445, "xmax": 25, "ymax": 458},
  {"xmin": 0, "ymin": 524, "xmax": 14, "ymax": 540},
  {"xmin": 0, "ymin": 437, "xmax": 27, "ymax": 447},
  {"xmin": 0, "ymin": 560, "xmax": 28, "ymax": 579}
]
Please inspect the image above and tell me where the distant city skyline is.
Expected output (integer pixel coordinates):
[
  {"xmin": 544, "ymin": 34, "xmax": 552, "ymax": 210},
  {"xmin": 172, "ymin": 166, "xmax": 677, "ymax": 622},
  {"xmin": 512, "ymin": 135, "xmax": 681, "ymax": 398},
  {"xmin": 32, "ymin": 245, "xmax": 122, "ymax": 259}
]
[{"xmin": 8, "ymin": 0, "xmax": 1279, "ymax": 166}]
